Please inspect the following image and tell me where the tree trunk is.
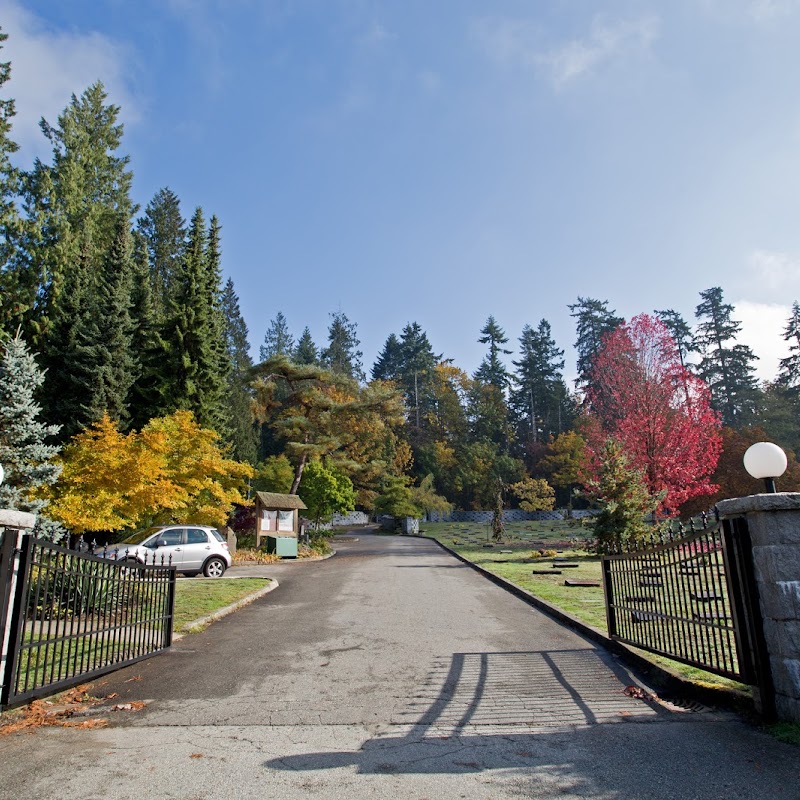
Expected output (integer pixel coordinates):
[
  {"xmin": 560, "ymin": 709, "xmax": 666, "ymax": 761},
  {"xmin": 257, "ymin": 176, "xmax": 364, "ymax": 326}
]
[{"xmin": 290, "ymin": 453, "xmax": 308, "ymax": 494}]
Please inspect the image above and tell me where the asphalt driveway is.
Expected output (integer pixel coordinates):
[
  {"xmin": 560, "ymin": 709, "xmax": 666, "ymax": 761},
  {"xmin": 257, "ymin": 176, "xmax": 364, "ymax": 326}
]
[{"xmin": 0, "ymin": 534, "xmax": 795, "ymax": 799}]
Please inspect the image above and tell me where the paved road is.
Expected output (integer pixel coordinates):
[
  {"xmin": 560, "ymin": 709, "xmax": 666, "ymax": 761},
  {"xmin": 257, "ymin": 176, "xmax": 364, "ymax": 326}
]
[{"xmin": 0, "ymin": 534, "xmax": 796, "ymax": 799}]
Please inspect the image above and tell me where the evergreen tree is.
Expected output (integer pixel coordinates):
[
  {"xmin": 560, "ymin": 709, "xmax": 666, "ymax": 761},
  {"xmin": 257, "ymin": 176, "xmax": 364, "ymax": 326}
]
[
  {"xmin": 778, "ymin": 301, "xmax": 800, "ymax": 392},
  {"xmin": 260, "ymin": 311, "xmax": 294, "ymax": 362},
  {"xmin": 43, "ymin": 234, "xmax": 98, "ymax": 438},
  {"xmin": 586, "ymin": 439, "xmax": 657, "ymax": 555},
  {"xmin": 372, "ymin": 333, "xmax": 404, "ymax": 381},
  {"xmin": 398, "ymin": 322, "xmax": 440, "ymax": 434},
  {"xmin": 204, "ymin": 214, "xmax": 231, "ymax": 421},
  {"xmin": 44, "ymin": 219, "xmax": 137, "ymax": 437},
  {"xmin": 321, "ymin": 311, "xmax": 364, "ymax": 381},
  {"xmin": 128, "ymin": 230, "xmax": 167, "ymax": 429},
  {"xmin": 473, "ymin": 316, "xmax": 512, "ymax": 390},
  {"xmin": 654, "ymin": 308, "xmax": 697, "ymax": 371},
  {"xmin": 694, "ymin": 287, "xmax": 760, "ymax": 427},
  {"xmin": 17, "ymin": 81, "xmax": 135, "ymax": 349},
  {"xmin": 294, "ymin": 327, "xmax": 319, "ymax": 365},
  {"xmin": 136, "ymin": 187, "xmax": 186, "ymax": 315},
  {"xmin": 510, "ymin": 319, "xmax": 566, "ymax": 444},
  {"xmin": 84, "ymin": 216, "xmax": 136, "ymax": 425},
  {"xmin": 0, "ymin": 335, "xmax": 63, "ymax": 539},
  {"xmin": 221, "ymin": 277, "xmax": 258, "ymax": 464},
  {"xmin": 161, "ymin": 207, "xmax": 228, "ymax": 431},
  {"xmin": 0, "ymin": 28, "xmax": 22, "ymax": 338},
  {"xmin": 568, "ymin": 297, "xmax": 622, "ymax": 389}
]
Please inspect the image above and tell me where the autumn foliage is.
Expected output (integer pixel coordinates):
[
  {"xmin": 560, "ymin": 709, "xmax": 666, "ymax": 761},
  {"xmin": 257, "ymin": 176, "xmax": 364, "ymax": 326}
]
[
  {"xmin": 584, "ymin": 314, "xmax": 722, "ymax": 515},
  {"xmin": 42, "ymin": 411, "xmax": 253, "ymax": 533}
]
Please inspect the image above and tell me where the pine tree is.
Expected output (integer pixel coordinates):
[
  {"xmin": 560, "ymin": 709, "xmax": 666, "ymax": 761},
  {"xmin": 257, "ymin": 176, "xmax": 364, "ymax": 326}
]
[
  {"xmin": 221, "ymin": 277, "xmax": 258, "ymax": 464},
  {"xmin": 128, "ymin": 231, "xmax": 167, "ymax": 428},
  {"xmin": 372, "ymin": 333, "xmax": 404, "ymax": 381},
  {"xmin": 321, "ymin": 311, "xmax": 365, "ymax": 381},
  {"xmin": 294, "ymin": 327, "xmax": 319, "ymax": 365},
  {"xmin": 43, "ymin": 234, "xmax": 98, "ymax": 438},
  {"xmin": 694, "ymin": 287, "xmax": 760, "ymax": 427},
  {"xmin": 778, "ymin": 301, "xmax": 800, "ymax": 393},
  {"xmin": 568, "ymin": 297, "xmax": 622, "ymax": 389},
  {"xmin": 0, "ymin": 27, "xmax": 21, "ymax": 338},
  {"xmin": 510, "ymin": 319, "xmax": 566, "ymax": 444},
  {"xmin": 136, "ymin": 187, "xmax": 186, "ymax": 316},
  {"xmin": 654, "ymin": 308, "xmax": 697, "ymax": 371},
  {"xmin": 84, "ymin": 216, "xmax": 137, "ymax": 425},
  {"xmin": 42, "ymin": 219, "xmax": 137, "ymax": 437},
  {"xmin": 161, "ymin": 207, "xmax": 228, "ymax": 431},
  {"xmin": 18, "ymin": 82, "xmax": 135, "ymax": 349},
  {"xmin": 586, "ymin": 439, "xmax": 657, "ymax": 554},
  {"xmin": 473, "ymin": 316, "xmax": 512, "ymax": 390},
  {"xmin": 0, "ymin": 335, "xmax": 63, "ymax": 539},
  {"xmin": 260, "ymin": 311, "xmax": 294, "ymax": 362},
  {"xmin": 398, "ymin": 322, "xmax": 440, "ymax": 432}
]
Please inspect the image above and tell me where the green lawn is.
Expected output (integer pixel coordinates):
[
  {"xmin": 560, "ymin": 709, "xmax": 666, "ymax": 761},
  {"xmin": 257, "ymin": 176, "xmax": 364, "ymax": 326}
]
[
  {"xmin": 173, "ymin": 577, "xmax": 271, "ymax": 631},
  {"xmin": 422, "ymin": 520, "xmax": 748, "ymax": 692}
]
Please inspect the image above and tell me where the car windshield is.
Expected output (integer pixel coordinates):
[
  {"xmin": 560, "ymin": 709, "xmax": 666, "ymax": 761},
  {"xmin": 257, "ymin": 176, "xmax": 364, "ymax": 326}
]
[{"xmin": 120, "ymin": 527, "xmax": 162, "ymax": 545}]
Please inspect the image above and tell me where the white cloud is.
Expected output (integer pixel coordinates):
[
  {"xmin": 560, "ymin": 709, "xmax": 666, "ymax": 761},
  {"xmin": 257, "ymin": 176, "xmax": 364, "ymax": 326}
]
[
  {"xmin": 0, "ymin": 0, "xmax": 138, "ymax": 162},
  {"xmin": 540, "ymin": 16, "xmax": 660, "ymax": 89},
  {"xmin": 733, "ymin": 299, "xmax": 790, "ymax": 382},
  {"xmin": 747, "ymin": 249, "xmax": 800, "ymax": 298},
  {"xmin": 471, "ymin": 14, "xmax": 660, "ymax": 89}
]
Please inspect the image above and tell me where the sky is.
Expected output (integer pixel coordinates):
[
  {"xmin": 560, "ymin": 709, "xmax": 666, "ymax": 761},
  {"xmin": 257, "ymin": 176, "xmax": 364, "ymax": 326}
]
[{"xmin": 3, "ymin": 0, "xmax": 800, "ymax": 383}]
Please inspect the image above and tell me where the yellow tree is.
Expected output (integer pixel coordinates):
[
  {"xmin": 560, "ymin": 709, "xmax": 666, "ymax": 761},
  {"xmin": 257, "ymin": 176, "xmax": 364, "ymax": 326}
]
[{"xmin": 43, "ymin": 411, "xmax": 252, "ymax": 533}]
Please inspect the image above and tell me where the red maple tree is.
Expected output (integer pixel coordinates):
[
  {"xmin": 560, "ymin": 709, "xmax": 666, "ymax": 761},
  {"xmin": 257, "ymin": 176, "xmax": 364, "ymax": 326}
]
[{"xmin": 584, "ymin": 313, "xmax": 722, "ymax": 516}]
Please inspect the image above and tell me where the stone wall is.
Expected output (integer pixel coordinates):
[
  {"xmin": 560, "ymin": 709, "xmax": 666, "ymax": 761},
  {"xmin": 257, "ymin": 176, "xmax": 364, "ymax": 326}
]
[{"xmin": 717, "ymin": 493, "xmax": 800, "ymax": 723}]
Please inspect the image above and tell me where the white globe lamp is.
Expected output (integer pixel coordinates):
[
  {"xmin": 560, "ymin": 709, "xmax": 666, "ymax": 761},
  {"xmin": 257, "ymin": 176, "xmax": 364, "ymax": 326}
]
[{"xmin": 743, "ymin": 442, "xmax": 787, "ymax": 493}]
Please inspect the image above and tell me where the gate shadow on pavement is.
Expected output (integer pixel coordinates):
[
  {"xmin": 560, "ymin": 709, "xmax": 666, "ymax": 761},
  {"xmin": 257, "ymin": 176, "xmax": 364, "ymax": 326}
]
[{"xmin": 263, "ymin": 648, "xmax": 671, "ymax": 777}]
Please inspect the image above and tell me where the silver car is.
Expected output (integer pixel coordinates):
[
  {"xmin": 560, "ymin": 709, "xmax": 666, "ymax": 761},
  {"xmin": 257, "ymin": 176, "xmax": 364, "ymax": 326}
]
[{"xmin": 96, "ymin": 525, "xmax": 232, "ymax": 577}]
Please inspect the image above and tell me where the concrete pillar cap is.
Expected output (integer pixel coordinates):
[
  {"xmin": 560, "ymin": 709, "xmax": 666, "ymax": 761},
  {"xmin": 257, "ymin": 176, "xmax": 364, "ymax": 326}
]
[{"xmin": 716, "ymin": 492, "xmax": 800, "ymax": 517}]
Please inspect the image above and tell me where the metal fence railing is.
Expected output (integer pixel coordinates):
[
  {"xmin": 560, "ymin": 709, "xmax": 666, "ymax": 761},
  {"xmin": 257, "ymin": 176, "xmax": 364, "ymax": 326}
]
[
  {"xmin": 1, "ymin": 533, "xmax": 175, "ymax": 709},
  {"xmin": 601, "ymin": 517, "xmax": 753, "ymax": 682}
]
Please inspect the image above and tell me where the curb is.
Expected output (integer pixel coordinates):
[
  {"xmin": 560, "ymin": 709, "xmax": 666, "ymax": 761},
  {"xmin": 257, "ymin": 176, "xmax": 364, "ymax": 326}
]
[
  {"xmin": 173, "ymin": 579, "xmax": 280, "ymax": 640},
  {"xmin": 421, "ymin": 535, "xmax": 754, "ymax": 714}
]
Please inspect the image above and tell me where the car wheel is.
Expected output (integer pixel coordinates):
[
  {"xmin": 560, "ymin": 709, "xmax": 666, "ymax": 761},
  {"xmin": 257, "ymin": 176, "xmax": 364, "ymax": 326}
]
[{"xmin": 203, "ymin": 557, "xmax": 227, "ymax": 578}]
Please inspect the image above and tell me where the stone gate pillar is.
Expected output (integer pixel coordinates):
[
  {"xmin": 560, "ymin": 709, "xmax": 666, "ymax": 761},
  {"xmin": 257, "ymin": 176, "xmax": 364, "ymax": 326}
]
[{"xmin": 717, "ymin": 493, "xmax": 800, "ymax": 723}]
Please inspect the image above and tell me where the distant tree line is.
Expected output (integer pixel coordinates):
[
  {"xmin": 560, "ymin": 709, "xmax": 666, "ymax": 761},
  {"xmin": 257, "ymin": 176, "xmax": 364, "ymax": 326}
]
[{"xmin": 1, "ymin": 27, "xmax": 799, "ymax": 543}]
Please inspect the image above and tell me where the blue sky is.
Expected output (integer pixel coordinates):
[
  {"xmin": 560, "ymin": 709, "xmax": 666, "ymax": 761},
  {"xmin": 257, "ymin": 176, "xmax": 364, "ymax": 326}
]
[{"xmin": 3, "ymin": 0, "xmax": 800, "ymax": 383}]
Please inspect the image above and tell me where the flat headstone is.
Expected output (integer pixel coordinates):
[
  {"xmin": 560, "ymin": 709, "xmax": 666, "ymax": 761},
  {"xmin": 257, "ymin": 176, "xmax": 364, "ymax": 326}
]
[
  {"xmin": 554, "ymin": 562, "xmax": 580, "ymax": 568},
  {"xmin": 691, "ymin": 592, "xmax": 724, "ymax": 602},
  {"xmin": 564, "ymin": 579, "xmax": 600, "ymax": 587},
  {"xmin": 639, "ymin": 578, "xmax": 663, "ymax": 587},
  {"xmin": 500, "ymin": 549, "xmax": 513, "ymax": 554},
  {"xmin": 532, "ymin": 569, "xmax": 562, "ymax": 575},
  {"xmin": 631, "ymin": 610, "xmax": 665, "ymax": 623}
]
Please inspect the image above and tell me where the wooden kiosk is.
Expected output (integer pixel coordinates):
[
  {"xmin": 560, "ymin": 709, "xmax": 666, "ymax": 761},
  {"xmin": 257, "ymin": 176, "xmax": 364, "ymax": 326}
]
[{"xmin": 254, "ymin": 491, "xmax": 307, "ymax": 558}]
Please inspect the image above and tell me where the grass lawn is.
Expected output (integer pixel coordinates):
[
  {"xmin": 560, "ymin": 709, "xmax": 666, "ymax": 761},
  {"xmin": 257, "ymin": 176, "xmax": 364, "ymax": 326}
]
[
  {"xmin": 421, "ymin": 520, "xmax": 748, "ymax": 693},
  {"xmin": 173, "ymin": 577, "xmax": 271, "ymax": 631}
]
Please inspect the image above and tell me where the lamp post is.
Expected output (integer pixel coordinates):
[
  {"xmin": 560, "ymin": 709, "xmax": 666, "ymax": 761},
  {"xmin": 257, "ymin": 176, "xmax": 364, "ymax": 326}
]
[{"xmin": 743, "ymin": 442, "xmax": 787, "ymax": 493}]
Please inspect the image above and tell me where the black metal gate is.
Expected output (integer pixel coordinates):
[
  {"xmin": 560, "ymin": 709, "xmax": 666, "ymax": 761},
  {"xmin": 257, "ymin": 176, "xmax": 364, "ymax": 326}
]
[
  {"xmin": 601, "ymin": 514, "xmax": 769, "ymax": 687},
  {"xmin": 1, "ymin": 530, "xmax": 176, "ymax": 710}
]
